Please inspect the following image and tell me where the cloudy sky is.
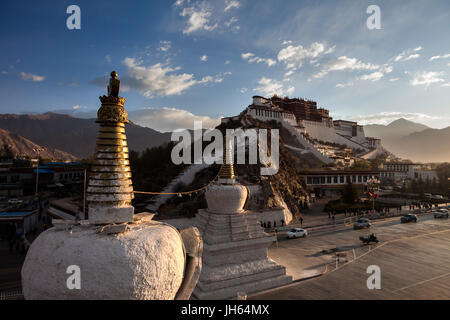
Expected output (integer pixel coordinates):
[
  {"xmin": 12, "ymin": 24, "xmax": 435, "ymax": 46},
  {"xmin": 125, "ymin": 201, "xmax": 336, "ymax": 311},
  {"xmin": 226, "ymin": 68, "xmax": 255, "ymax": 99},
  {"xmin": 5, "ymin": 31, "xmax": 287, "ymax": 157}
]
[{"xmin": 1, "ymin": 0, "xmax": 450, "ymax": 131}]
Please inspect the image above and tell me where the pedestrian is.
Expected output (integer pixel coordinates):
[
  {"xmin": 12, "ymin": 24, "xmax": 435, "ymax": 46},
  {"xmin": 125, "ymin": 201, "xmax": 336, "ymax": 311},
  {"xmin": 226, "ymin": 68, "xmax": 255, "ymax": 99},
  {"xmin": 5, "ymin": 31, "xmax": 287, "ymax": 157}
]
[
  {"xmin": 300, "ymin": 217, "xmax": 303, "ymax": 227},
  {"xmin": 273, "ymin": 221, "xmax": 276, "ymax": 228},
  {"xmin": 281, "ymin": 219, "xmax": 285, "ymax": 226}
]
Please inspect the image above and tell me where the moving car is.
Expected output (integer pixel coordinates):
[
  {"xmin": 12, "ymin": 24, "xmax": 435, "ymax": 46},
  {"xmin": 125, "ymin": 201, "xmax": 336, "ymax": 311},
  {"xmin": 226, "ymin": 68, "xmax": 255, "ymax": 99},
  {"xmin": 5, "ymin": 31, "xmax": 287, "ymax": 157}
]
[
  {"xmin": 353, "ymin": 218, "xmax": 371, "ymax": 230},
  {"xmin": 401, "ymin": 214, "xmax": 417, "ymax": 223},
  {"xmin": 8, "ymin": 198, "xmax": 23, "ymax": 204},
  {"xmin": 287, "ymin": 228, "xmax": 308, "ymax": 239},
  {"xmin": 434, "ymin": 209, "xmax": 449, "ymax": 219}
]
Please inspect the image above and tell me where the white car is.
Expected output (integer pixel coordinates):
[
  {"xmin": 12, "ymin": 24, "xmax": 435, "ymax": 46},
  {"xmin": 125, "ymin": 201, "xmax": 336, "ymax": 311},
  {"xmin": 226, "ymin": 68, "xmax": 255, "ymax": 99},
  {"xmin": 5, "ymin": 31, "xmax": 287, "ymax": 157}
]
[
  {"xmin": 353, "ymin": 218, "xmax": 371, "ymax": 230},
  {"xmin": 8, "ymin": 198, "xmax": 23, "ymax": 204},
  {"xmin": 287, "ymin": 228, "xmax": 308, "ymax": 239},
  {"xmin": 434, "ymin": 209, "xmax": 449, "ymax": 219}
]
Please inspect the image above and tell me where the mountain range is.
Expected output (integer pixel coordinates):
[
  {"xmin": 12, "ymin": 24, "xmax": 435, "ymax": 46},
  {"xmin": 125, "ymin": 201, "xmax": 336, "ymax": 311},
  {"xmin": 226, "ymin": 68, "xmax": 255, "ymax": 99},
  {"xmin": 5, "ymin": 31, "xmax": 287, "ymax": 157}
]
[
  {"xmin": 0, "ymin": 113, "xmax": 448, "ymax": 163},
  {"xmin": 0, "ymin": 113, "xmax": 171, "ymax": 159},
  {"xmin": 364, "ymin": 118, "xmax": 450, "ymax": 163}
]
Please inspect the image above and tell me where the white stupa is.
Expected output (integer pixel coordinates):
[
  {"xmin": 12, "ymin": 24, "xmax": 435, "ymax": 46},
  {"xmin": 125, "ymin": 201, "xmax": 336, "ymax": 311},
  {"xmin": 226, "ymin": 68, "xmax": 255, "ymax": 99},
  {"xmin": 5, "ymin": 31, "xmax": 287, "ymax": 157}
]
[
  {"xmin": 192, "ymin": 139, "xmax": 292, "ymax": 299},
  {"xmin": 21, "ymin": 72, "xmax": 202, "ymax": 300}
]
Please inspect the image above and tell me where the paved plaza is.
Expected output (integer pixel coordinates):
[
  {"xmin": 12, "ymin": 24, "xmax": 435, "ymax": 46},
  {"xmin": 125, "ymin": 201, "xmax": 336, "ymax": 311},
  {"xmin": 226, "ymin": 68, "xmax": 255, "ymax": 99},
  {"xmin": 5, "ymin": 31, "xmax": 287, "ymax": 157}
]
[{"xmin": 254, "ymin": 213, "xmax": 450, "ymax": 299}]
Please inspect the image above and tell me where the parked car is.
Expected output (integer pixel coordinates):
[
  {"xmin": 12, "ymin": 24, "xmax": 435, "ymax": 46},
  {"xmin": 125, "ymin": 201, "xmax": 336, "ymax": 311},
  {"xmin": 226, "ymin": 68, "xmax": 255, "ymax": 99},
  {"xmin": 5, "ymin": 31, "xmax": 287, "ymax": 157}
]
[
  {"xmin": 353, "ymin": 218, "xmax": 371, "ymax": 230},
  {"xmin": 287, "ymin": 228, "xmax": 308, "ymax": 239},
  {"xmin": 8, "ymin": 198, "xmax": 23, "ymax": 204},
  {"xmin": 401, "ymin": 214, "xmax": 417, "ymax": 223},
  {"xmin": 434, "ymin": 209, "xmax": 449, "ymax": 219}
]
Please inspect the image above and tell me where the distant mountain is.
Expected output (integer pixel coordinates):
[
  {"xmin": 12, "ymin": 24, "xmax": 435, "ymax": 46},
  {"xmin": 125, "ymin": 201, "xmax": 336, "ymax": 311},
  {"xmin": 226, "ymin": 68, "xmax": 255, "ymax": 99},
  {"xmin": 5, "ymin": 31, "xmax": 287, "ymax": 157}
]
[
  {"xmin": 392, "ymin": 127, "xmax": 450, "ymax": 162},
  {"xmin": 0, "ymin": 128, "xmax": 77, "ymax": 161},
  {"xmin": 364, "ymin": 118, "xmax": 430, "ymax": 140},
  {"xmin": 0, "ymin": 113, "xmax": 171, "ymax": 158}
]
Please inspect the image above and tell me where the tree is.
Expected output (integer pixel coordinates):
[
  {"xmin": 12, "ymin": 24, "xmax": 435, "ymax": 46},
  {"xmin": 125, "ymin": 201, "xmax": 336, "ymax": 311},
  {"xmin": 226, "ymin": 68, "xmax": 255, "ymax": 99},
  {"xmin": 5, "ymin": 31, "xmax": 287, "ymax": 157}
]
[{"xmin": 343, "ymin": 181, "xmax": 359, "ymax": 204}]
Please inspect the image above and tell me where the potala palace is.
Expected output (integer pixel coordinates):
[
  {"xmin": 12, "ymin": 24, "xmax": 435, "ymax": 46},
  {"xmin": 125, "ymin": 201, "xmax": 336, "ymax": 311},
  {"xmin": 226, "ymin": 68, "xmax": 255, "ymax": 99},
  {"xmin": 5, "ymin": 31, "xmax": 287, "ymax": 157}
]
[{"xmin": 223, "ymin": 95, "xmax": 386, "ymax": 165}]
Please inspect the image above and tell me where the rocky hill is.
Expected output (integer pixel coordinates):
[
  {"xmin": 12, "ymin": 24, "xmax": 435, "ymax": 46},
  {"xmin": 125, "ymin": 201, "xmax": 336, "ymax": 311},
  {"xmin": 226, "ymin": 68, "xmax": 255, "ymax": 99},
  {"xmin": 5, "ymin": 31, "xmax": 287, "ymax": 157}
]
[{"xmin": 0, "ymin": 128, "xmax": 77, "ymax": 161}]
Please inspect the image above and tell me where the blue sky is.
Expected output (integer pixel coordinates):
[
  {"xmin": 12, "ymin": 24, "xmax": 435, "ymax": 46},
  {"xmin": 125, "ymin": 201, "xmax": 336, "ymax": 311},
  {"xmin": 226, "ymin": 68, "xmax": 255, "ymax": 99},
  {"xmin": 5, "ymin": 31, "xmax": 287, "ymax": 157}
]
[{"xmin": 1, "ymin": 0, "xmax": 449, "ymax": 132}]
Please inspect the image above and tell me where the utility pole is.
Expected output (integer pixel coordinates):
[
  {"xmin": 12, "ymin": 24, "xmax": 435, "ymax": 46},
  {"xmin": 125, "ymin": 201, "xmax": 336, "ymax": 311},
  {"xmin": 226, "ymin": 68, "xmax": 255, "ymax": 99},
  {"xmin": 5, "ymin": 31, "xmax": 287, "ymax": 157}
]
[
  {"xmin": 83, "ymin": 168, "xmax": 87, "ymax": 220},
  {"xmin": 33, "ymin": 147, "xmax": 43, "ymax": 196}
]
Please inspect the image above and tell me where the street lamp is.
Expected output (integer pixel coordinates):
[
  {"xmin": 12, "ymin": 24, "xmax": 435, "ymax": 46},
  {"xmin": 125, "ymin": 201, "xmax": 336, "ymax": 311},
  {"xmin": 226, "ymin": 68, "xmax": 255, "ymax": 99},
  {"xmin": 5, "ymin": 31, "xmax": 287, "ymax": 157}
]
[{"xmin": 367, "ymin": 177, "xmax": 380, "ymax": 213}]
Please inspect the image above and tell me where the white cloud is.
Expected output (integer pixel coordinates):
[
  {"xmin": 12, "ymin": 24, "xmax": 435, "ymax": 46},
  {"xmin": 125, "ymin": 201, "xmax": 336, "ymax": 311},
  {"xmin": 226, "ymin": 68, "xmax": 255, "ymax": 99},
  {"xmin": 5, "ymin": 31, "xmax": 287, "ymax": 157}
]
[
  {"xmin": 389, "ymin": 78, "xmax": 400, "ymax": 82},
  {"xmin": 105, "ymin": 55, "xmax": 112, "ymax": 63},
  {"xmin": 122, "ymin": 57, "xmax": 198, "ymax": 97},
  {"xmin": 1, "ymin": 71, "xmax": 8, "ymax": 75},
  {"xmin": 313, "ymin": 56, "xmax": 379, "ymax": 79},
  {"xmin": 224, "ymin": 16, "xmax": 238, "ymax": 27},
  {"xmin": 174, "ymin": 0, "xmax": 185, "ymax": 6},
  {"xmin": 180, "ymin": 5, "xmax": 217, "ymax": 34},
  {"xmin": 128, "ymin": 107, "xmax": 221, "ymax": 132},
  {"xmin": 281, "ymin": 40, "xmax": 292, "ymax": 45},
  {"xmin": 360, "ymin": 71, "xmax": 384, "ymax": 82},
  {"xmin": 20, "ymin": 72, "xmax": 45, "ymax": 82},
  {"xmin": 253, "ymin": 77, "xmax": 294, "ymax": 96},
  {"xmin": 429, "ymin": 53, "xmax": 450, "ymax": 61},
  {"xmin": 284, "ymin": 70, "xmax": 294, "ymax": 77},
  {"xmin": 72, "ymin": 105, "xmax": 88, "ymax": 110},
  {"xmin": 441, "ymin": 83, "xmax": 450, "ymax": 87},
  {"xmin": 349, "ymin": 111, "xmax": 439, "ymax": 125},
  {"xmin": 336, "ymin": 81, "xmax": 354, "ymax": 88},
  {"xmin": 404, "ymin": 54, "xmax": 420, "ymax": 61},
  {"xmin": 240, "ymin": 87, "xmax": 247, "ymax": 93},
  {"xmin": 359, "ymin": 65, "xmax": 393, "ymax": 82},
  {"xmin": 277, "ymin": 42, "xmax": 333, "ymax": 70},
  {"xmin": 158, "ymin": 40, "xmax": 171, "ymax": 52},
  {"xmin": 200, "ymin": 55, "xmax": 208, "ymax": 62},
  {"xmin": 241, "ymin": 52, "xmax": 276, "ymax": 67},
  {"xmin": 224, "ymin": 0, "xmax": 240, "ymax": 12},
  {"xmin": 225, "ymin": 60, "xmax": 231, "ymax": 64},
  {"xmin": 410, "ymin": 71, "xmax": 445, "ymax": 87},
  {"xmin": 393, "ymin": 48, "xmax": 422, "ymax": 62}
]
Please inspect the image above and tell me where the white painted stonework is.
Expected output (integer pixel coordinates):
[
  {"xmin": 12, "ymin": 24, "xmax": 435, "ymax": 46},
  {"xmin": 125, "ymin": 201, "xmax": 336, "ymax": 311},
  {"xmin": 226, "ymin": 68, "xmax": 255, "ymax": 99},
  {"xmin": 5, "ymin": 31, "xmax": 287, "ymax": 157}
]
[
  {"xmin": 205, "ymin": 183, "xmax": 248, "ymax": 214},
  {"xmin": 191, "ymin": 181, "xmax": 292, "ymax": 300},
  {"xmin": 21, "ymin": 221, "xmax": 185, "ymax": 300}
]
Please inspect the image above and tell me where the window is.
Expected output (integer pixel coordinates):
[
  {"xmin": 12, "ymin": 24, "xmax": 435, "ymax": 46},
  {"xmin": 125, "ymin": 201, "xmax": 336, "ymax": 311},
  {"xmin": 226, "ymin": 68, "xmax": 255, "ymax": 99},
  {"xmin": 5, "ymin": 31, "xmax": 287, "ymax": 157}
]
[
  {"xmin": 358, "ymin": 176, "xmax": 362, "ymax": 183},
  {"xmin": 327, "ymin": 176, "xmax": 332, "ymax": 184},
  {"xmin": 0, "ymin": 176, "xmax": 7, "ymax": 183},
  {"xmin": 340, "ymin": 176, "xmax": 345, "ymax": 183},
  {"xmin": 307, "ymin": 177, "xmax": 312, "ymax": 184},
  {"xmin": 320, "ymin": 176, "xmax": 325, "ymax": 184},
  {"xmin": 10, "ymin": 175, "xmax": 19, "ymax": 183},
  {"xmin": 333, "ymin": 176, "xmax": 338, "ymax": 183}
]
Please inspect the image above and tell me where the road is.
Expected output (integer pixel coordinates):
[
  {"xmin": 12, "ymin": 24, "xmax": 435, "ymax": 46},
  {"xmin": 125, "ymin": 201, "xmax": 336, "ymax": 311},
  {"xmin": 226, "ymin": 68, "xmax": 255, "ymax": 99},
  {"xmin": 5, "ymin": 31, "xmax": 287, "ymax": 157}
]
[{"xmin": 253, "ymin": 212, "xmax": 450, "ymax": 299}]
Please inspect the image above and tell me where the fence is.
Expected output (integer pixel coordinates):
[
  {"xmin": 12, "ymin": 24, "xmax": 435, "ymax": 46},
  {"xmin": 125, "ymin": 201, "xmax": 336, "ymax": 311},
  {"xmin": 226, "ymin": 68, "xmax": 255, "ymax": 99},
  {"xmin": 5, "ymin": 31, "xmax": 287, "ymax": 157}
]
[{"xmin": 0, "ymin": 290, "xmax": 24, "ymax": 300}]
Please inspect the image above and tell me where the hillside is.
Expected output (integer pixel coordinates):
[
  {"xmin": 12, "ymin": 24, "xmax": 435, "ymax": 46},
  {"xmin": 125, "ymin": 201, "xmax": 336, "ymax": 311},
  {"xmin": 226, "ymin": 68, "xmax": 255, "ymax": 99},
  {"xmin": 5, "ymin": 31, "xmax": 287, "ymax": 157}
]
[
  {"xmin": 0, "ymin": 128, "xmax": 77, "ymax": 161},
  {"xmin": 0, "ymin": 113, "xmax": 171, "ymax": 158}
]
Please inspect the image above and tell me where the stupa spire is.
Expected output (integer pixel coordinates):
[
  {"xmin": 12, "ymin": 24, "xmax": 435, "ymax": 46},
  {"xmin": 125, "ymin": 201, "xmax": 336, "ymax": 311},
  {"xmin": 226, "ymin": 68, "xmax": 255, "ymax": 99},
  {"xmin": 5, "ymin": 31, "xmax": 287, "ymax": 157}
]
[
  {"xmin": 218, "ymin": 137, "xmax": 235, "ymax": 181},
  {"xmin": 86, "ymin": 71, "xmax": 134, "ymax": 224}
]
